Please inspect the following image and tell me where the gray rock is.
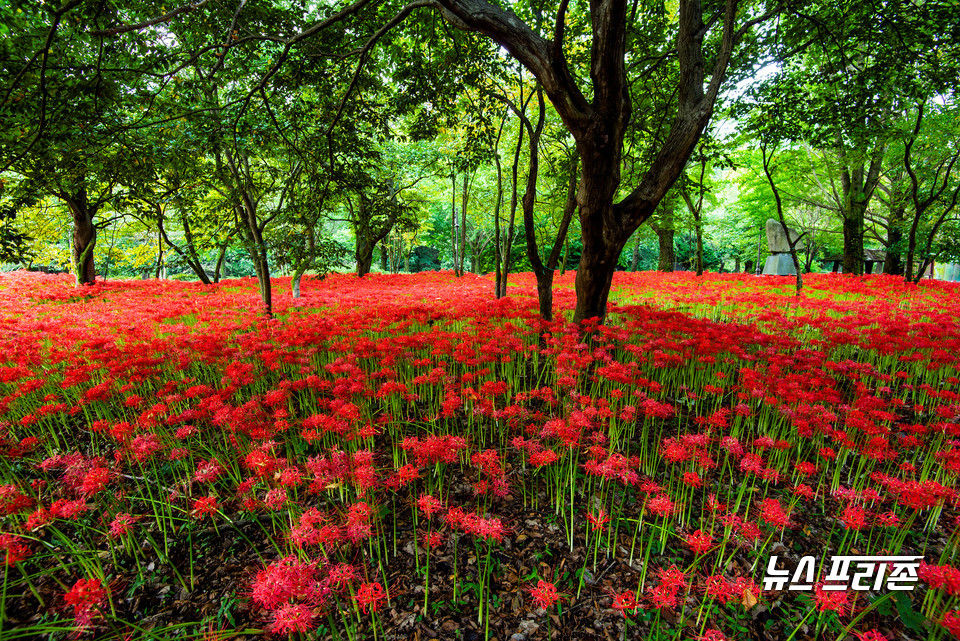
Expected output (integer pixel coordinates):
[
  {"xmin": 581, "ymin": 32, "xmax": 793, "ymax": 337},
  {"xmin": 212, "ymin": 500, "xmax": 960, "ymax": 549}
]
[
  {"xmin": 765, "ymin": 218, "xmax": 802, "ymax": 254},
  {"xmin": 762, "ymin": 253, "xmax": 797, "ymax": 276}
]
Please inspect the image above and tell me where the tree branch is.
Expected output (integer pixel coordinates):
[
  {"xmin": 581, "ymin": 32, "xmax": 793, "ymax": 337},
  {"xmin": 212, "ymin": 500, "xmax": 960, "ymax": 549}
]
[{"xmin": 89, "ymin": 0, "xmax": 210, "ymax": 37}]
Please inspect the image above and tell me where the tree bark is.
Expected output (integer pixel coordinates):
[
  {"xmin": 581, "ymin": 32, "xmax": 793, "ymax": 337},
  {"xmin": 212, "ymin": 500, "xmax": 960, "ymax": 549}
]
[
  {"xmin": 437, "ymin": 0, "xmax": 743, "ymax": 322},
  {"xmin": 839, "ymin": 148, "xmax": 884, "ymax": 276},
  {"xmin": 883, "ymin": 205, "xmax": 905, "ymax": 275},
  {"xmin": 156, "ymin": 209, "xmax": 212, "ymax": 284},
  {"xmin": 451, "ymin": 171, "xmax": 459, "ymax": 275},
  {"xmin": 649, "ymin": 203, "xmax": 676, "ymax": 272},
  {"xmin": 356, "ymin": 233, "xmax": 375, "ymax": 277},
  {"xmin": 60, "ymin": 187, "xmax": 97, "ymax": 286},
  {"xmin": 500, "ymin": 114, "xmax": 525, "ymax": 298}
]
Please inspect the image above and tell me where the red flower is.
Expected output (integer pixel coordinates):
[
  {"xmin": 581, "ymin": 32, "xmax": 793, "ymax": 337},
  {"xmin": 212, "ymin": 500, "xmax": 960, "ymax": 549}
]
[
  {"xmin": 647, "ymin": 494, "xmax": 675, "ymax": 517},
  {"xmin": 64, "ymin": 577, "xmax": 107, "ymax": 632},
  {"xmin": 685, "ymin": 529, "xmax": 713, "ymax": 555},
  {"xmin": 814, "ymin": 583, "xmax": 850, "ymax": 617},
  {"xmin": 529, "ymin": 579, "xmax": 562, "ymax": 609},
  {"xmin": 941, "ymin": 610, "xmax": 960, "ymax": 637},
  {"xmin": 108, "ymin": 513, "xmax": 138, "ymax": 538},
  {"xmin": 0, "ymin": 533, "xmax": 31, "ymax": 566},
  {"xmin": 191, "ymin": 496, "xmax": 218, "ymax": 519},
  {"xmin": 268, "ymin": 603, "xmax": 315, "ymax": 635},
  {"xmin": 587, "ymin": 509, "xmax": 610, "ymax": 532},
  {"xmin": 417, "ymin": 494, "xmax": 443, "ymax": 518},
  {"xmin": 610, "ymin": 590, "xmax": 638, "ymax": 616},
  {"xmin": 355, "ymin": 581, "xmax": 386, "ymax": 614}
]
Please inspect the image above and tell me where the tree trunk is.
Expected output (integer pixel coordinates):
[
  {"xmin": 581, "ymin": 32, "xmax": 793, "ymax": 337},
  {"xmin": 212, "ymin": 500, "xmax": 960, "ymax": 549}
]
[
  {"xmin": 156, "ymin": 210, "xmax": 212, "ymax": 284},
  {"xmin": 560, "ymin": 236, "xmax": 569, "ymax": 276},
  {"xmin": 214, "ymin": 239, "xmax": 229, "ymax": 282},
  {"xmin": 400, "ymin": 0, "xmax": 749, "ymax": 323},
  {"xmin": 451, "ymin": 171, "xmax": 459, "ymax": 275},
  {"xmin": 460, "ymin": 176, "xmax": 468, "ymax": 274},
  {"xmin": 841, "ymin": 205, "xmax": 865, "ymax": 275},
  {"xmin": 493, "ymin": 113, "xmax": 507, "ymax": 297},
  {"xmin": 839, "ymin": 149, "xmax": 884, "ymax": 276},
  {"xmin": 630, "ymin": 236, "xmax": 640, "ymax": 271},
  {"xmin": 572, "ymin": 159, "xmax": 630, "ymax": 322},
  {"xmin": 884, "ymin": 206, "xmax": 905, "ymax": 275},
  {"xmin": 500, "ymin": 120, "xmax": 524, "ymax": 298},
  {"xmin": 356, "ymin": 234, "xmax": 375, "ymax": 278},
  {"xmin": 61, "ymin": 187, "xmax": 97, "ymax": 286},
  {"xmin": 649, "ymin": 203, "xmax": 676, "ymax": 272},
  {"xmin": 291, "ymin": 271, "xmax": 304, "ymax": 298}
]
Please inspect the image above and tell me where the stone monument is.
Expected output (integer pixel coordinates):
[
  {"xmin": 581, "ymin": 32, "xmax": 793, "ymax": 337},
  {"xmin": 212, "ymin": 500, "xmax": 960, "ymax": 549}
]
[{"xmin": 762, "ymin": 218, "xmax": 802, "ymax": 276}]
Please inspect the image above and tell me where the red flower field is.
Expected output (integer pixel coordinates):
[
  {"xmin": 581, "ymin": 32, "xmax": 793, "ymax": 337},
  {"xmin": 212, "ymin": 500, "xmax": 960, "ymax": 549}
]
[{"xmin": 1, "ymin": 270, "xmax": 959, "ymax": 640}]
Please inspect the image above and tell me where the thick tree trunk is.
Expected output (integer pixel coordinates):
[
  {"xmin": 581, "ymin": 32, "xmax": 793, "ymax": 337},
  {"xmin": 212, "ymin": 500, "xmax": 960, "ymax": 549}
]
[
  {"xmin": 72, "ymin": 213, "xmax": 96, "ymax": 285},
  {"xmin": 356, "ymin": 234, "xmax": 375, "ymax": 278},
  {"xmin": 61, "ymin": 188, "xmax": 97, "ymax": 286},
  {"xmin": 573, "ymin": 232, "xmax": 627, "ymax": 323},
  {"xmin": 379, "ymin": 244, "xmax": 389, "ymax": 271},
  {"xmin": 435, "ymin": 0, "xmax": 743, "ymax": 324},
  {"xmin": 884, "ymin": 206, "xmax": 905, "ymax": 275},
  {"xmin": 657, "ymin": 228, "xmax": 675, "ymax": 272},
  {"xmin": 292, "ymin": 271, "xmax": 304, "ymax": 298},
  {"xmin": 842, "ymin": 205, "xmax": 866, "ymax": 275},
  {"xmin": 572, "ymin": 173, "xmax": 628, "ymax": 322},
  {"xmin": 649, "ymin": 203, "xmax": 676, "ymax": 272},
  {"xmin": 838, "ymin": 149, "xmax": 883, "ymax": 276},
  {"xmin": 536, "ymin": 271, "xmax": 555, "ymax": 320}
]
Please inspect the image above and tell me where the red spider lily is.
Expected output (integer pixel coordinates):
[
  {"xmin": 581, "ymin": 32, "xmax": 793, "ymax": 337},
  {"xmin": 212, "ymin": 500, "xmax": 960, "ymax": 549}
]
[
  {"xmin": 685, "ymin": 529, "xmax": 713, "ymax": 555},
  {"xmin": 813, "ymin": 583, "xmax": 850, "ymax": 617},
  {"xmin": 251, "ymin": 556, "xmax": 325, "ymax": 611},
  {"xmin": 647, "ymin": 494, "xmax": 675, "ymax": 517},
  {"xmin": 191, "ymin": 496, "xmax": 218, "ymax": 519},
  {"xmin": 841, "ymin": 504, "xmax": 869, "ymax": 530},
  {"xmin": 646, "ymin": 584, "xmax": 677, "ymax": 609},
  {"xmin": 528, "ymin": 448, "xmax": 559, "ymax": 467},
  {"xmin": 264, "ymin": 489, "xmax": 287, "ymax": 510},
  {"xmin": 0, "ymin": 533, "xmax": 31, "ymax": 565},
  {"xmin": 657, "ymin": 565, "xmax": 687, "ymax": 592},
  {"xmin": 587, "ymin": 509, "xmax": 610, "ymax": 532},
  {"xmin": 919, "ymin": 562, "xmax": 960, "ymax": 596},
  {"xmin": 529, "ymin": 579, "xmax": 563, "ymax": 609},
  {"xmin": 759, "ymin": 498, "xmax": 791, "ymax": 529},
  {"xmin": 698, "ymin": 630, "xmax": 729, "ymax": 641},
  {"xmin": 610, "ymin": 590, "xmax": 638, "ymax": 616},
  {"xmin": 64, "ymin": 577, "xmax": 107, "ymax": 633},
  {"xmin": 941, "ymin": 610, "xmax": 960, "ymax": 637},
  {"xmin": 325, "ymin": 563, "xmax": 357, "ymax": 592},
  {"xmin": 108, "ymin": 513, "xmax": 138, "ymax": 538},
  {"xmin": 417, "ymin": 494, "xmax": 443, "ymax": 518},
  {"xmin": 355, "ymin": 581, "xmax": 386, "ymax": 614},
  {"xmin": 193, "ymin": 459, "xmax": 225, "ymax": 484},
  {"xmin": 268, "ymin": 602, "xmax": 315, "ymax": 635},
  {"xmin": 0, "ymin": 484, "xmax": 34, "ymax": 515},
  {"xmin": 421, "ymin": 530, "xmax": 446, "ymax": 549},
  {"xmin": 80, "ymin": 466, "xmax": 111, "ymax": 496},
  {"xmin": 703, "ymin": 575, "xmax": 738, "ymax": 605}
]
